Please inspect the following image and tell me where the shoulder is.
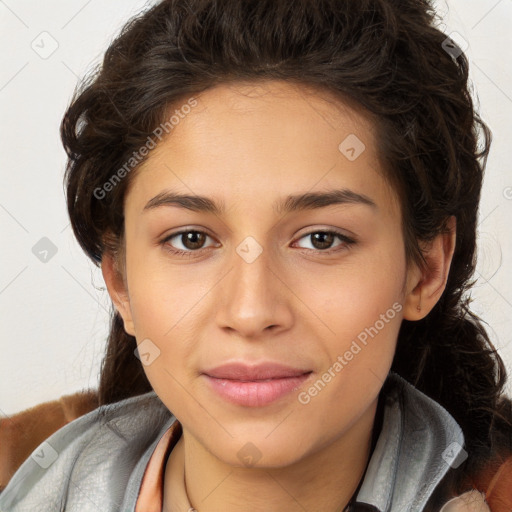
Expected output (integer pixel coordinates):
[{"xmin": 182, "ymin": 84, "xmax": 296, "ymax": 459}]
[
  {"xmin": 380, "ymin": 374, "xmax": 494, "ymax": 509},
  {"xmin": 0, "ymin": 391, "xmax": 173, "ymax": 512},
  {"xmin": 439, "ymin": 490, "xmax": 491, "ymax": 511},
  {"xmin": 471, "ymin": 455, "xmax": 512, "ymax": 512},
  {"xmin": 436, "ymin": 456, "xmax": 512, "ymax": 512}
]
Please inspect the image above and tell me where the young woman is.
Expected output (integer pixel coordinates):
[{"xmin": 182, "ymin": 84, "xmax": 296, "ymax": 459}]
[{"xmin": 1, "ymin": 0, "xmax": 511, "ymax": 510}]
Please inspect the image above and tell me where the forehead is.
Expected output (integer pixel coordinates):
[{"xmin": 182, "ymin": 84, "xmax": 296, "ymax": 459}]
[
  {"xmin": 172, "ymin": 80, "xmax": 376, "ymax": 142},
  {"xmin": 126, "ymin": 80, "xmax": 400, "ymax": 220}
]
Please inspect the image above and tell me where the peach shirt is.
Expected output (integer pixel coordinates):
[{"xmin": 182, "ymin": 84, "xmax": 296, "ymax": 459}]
[{"xmin": 135, "ymin": 420, "xmax": 183, "ymax": 512}]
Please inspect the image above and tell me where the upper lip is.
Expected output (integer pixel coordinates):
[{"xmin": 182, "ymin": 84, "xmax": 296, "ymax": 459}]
[{"xmin": 203, "ymin": 362, "xmax": 312, "ymax": 380}]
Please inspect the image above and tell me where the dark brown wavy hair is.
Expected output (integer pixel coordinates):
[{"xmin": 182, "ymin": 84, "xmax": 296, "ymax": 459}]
[{"xmin": 61, "ymin": 0, "xmax": 512, "ymax": 502}]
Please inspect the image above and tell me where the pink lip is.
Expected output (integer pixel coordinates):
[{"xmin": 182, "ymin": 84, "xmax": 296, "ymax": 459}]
[{"xmin": 202, "ymin": 362, "xmax": 312, "ymax": 407}]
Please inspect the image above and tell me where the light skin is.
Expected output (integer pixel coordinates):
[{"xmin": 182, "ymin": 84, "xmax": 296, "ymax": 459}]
[{"xmin": 101, "ymin": 80, "xmax": 456, "ymax": 512}]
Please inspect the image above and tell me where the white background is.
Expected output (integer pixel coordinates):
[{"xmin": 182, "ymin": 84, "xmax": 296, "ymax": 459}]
[{"xmin": 1, "ymin": 0, "xmax": 511, "ymax": 415}]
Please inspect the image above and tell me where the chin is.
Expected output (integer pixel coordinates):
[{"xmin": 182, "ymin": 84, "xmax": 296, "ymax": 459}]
[{"xmin": 203, "ymin": 429, "xmax": 311, "ymax": 469}]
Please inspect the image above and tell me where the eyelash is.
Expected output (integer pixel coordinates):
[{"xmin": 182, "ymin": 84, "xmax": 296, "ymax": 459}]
[{"xmin": 160, "ymin": 229, "xmax": 356, "ymax": 257}]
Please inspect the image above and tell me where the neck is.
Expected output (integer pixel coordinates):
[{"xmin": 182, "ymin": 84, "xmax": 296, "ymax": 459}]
[{"xmin": 163, "ymin": 398, "xmax": 379, "ymax": 512}]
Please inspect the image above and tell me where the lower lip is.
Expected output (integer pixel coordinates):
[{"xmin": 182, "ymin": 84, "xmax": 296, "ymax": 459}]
[{"xmin": 203, "ymin": 373, "xmax": 311, "ymax": 407}]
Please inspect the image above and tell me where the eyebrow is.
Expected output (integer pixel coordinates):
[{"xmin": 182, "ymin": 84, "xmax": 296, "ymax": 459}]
[{"xmin": 143, "ymin": 188, "xmax": 378, "ymax": 215}]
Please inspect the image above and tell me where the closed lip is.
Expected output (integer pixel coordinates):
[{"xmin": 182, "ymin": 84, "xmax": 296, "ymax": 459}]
[{"xmin": 202, "ymin": 362, "xmax": 312, "ymax": 380}]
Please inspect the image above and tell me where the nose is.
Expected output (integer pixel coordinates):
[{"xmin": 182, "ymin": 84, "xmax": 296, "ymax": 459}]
[{"xmin": 214, "ymin": 240, "xmax": 294, "ymax": 339}]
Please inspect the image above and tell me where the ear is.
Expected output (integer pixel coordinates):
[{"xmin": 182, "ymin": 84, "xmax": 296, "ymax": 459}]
[
  {"xmin": 402, "ymin": 216, "xmax": 457, "ymax": 320},
  {"xmin": 101, "ymin": 251, "xmax": 136, "ymax": 336}
]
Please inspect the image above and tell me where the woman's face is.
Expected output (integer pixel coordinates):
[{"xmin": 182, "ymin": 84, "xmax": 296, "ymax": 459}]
[{"xmin": 114, "ymin": 80, "xmax": 419, "ymax": 467}]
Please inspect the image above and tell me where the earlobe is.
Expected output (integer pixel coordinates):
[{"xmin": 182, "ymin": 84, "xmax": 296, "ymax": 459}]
[
  {"xmin": 403, "ymin": 216, "xmax": 457, "ymax": 321},
  {"xmin": 101, "ymin": 251, "xmax": 136, "ymax": 336}
]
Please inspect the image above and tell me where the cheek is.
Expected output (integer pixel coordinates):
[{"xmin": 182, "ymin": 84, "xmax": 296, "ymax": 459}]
[
  {"xmin": 123, "ymin": 259, "xmax": 193, "ymax": 387},
  {"xmin": 304, "ymin": 249, "xmax": 405, "ymax": 377},
  {"xmin": 125, "ymin": 244, "xmax": 183, "ymax": 333},
  {"xmin": 300, "ymin": 276, "xmax": 403, "ymax": 439},
  {"xmin": 126, "ymin": 274, "xmax": 197, "ymax": 409},
  {"xmin": 309, "ymin": 248, "xmax": 405, "ymax": 329}
]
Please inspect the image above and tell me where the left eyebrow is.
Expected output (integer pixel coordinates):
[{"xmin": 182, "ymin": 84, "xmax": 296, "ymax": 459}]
[
  {"xmin": 275, "ymin": 189, "xmax": 378, "ymax": 215},
  {"xmin": 142, "ymin": 188, "xmax": 378, "ymax": 215}
]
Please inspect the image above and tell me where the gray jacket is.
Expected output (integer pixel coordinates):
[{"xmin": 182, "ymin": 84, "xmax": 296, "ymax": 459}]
[{"xmin": 0, "ymin": 372, "xmax": 468, "ymax": 512}]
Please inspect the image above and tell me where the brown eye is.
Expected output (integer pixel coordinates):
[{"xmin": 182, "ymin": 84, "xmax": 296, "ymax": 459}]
[
  {"xmin": 309, "ymin": 232, "xmax": 335, "ymax": 250},
  {"xmin": 295, "ymin": 230, "xmax": 355, "ymax": 253},
  {"xmin": 180, "ymin": 231, "xmax": 207, "ymax": 250},
  {"xmin": 161, "ymin": 230, "xmax": 216, "ymax": 256}
]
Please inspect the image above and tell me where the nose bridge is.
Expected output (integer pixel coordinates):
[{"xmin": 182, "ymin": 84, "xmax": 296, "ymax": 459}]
[{"xmin": 215, "ymin": 235, "xmax": 291, "ymax": 336}]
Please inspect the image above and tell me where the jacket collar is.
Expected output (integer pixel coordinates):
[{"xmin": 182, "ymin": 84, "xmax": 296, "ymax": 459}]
[{"xmin": 353, "ymin": 372, "xmax": 465, "ymax": 511}]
